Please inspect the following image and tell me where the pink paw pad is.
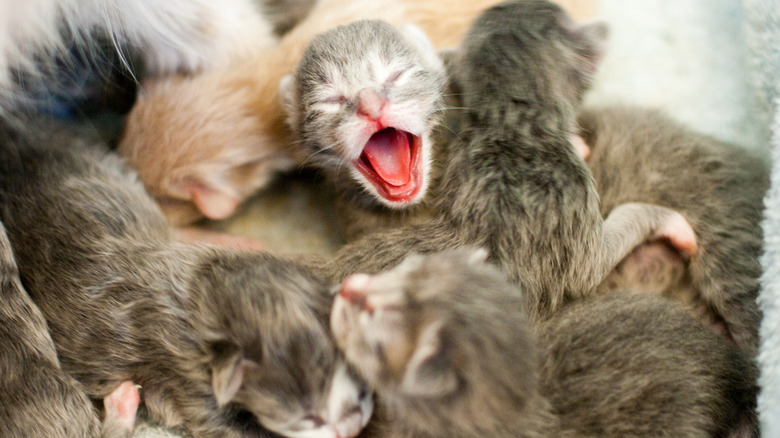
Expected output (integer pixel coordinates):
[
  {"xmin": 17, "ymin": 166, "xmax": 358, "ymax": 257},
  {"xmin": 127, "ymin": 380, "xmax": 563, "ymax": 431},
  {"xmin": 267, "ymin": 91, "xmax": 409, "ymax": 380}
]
[
  {"xmin": 104, "ymin": 381, "xmax": 141, "ymax": 432},
  {"xmin": 655, "ymin": 212, "xmax": 698, "ymax": 257},
  {"xmin": 570, "ymin": 134, "xmax": 591, "ymax": 160}
]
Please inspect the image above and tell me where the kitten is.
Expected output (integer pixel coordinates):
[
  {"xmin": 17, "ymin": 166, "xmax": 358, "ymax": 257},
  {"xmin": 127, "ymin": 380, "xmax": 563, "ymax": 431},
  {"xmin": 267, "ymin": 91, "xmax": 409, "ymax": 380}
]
[
  {"xmin": 0, "ymin": 0, "xmax": 278, "ymax": 117},
  {"xmin": 331, "ymin": 248, "xmax": 757, "ymax": 438},
  {"xmin": 579, "ymin": 106, "xmax": 769, "ymax": 352},
  {"xmin": 313, "ymin": 0, "xmax": 698, "ymax": 323},
  {"xmin": 0, "ymin": 220, "xmax": 140, "ymax": 438},
  {"xmin": 119, "ymin": 0, "xmax": 588, "ymax": 225},
  {"xmin": 0, "ymin": 118, "xmax": 372, "ymax": 438},
  {"xmin": 279, "ymin": 19, "xmax": 446, "ymax": 233}
]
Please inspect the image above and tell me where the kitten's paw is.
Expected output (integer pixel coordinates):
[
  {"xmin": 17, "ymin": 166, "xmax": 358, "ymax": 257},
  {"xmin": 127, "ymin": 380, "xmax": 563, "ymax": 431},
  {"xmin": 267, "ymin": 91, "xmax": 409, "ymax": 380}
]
[
  {"xmin": 654, "ymin": 211, "xmax": 698, "ymax": 257},
  {"xmin": 571, "ymin": 134, "xmax": 590, "ymax": 160},
  {"xmin": 103, "ymin": 381, "xmax": 141, "ymax": 433}
]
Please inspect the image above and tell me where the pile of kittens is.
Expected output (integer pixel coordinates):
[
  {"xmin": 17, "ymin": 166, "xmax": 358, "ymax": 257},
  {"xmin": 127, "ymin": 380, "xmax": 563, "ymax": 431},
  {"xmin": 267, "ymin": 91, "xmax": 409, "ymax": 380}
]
[{"xmin": 0, "ymin": 0, "xmax": 768, "ymax": 437}]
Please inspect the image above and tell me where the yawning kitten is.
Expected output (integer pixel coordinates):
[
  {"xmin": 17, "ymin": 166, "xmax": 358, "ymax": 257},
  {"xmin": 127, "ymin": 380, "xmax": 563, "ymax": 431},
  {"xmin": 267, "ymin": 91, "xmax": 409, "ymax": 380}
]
[{"xmin": 280, "ymin": 19, "xmax": 446, "ymax": 236}]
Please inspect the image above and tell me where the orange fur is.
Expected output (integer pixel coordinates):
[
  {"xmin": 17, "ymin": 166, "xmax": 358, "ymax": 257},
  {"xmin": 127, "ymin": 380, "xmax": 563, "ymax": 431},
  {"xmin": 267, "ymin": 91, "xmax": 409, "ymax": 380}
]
[{"xmin": 118, "ymin": 0, "xmax": 596, "ymax": 225}]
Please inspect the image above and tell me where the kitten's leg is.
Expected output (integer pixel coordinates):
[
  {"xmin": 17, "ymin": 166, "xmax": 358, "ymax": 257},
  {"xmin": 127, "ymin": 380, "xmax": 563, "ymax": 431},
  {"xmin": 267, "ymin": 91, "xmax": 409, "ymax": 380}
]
[
  {"xmin": 596, "ymin": 202, "xmax": 697, "ymax": 284},
  {"xmin": 102, "ymin": 381, "xmax": 140, "ymax": 438}
]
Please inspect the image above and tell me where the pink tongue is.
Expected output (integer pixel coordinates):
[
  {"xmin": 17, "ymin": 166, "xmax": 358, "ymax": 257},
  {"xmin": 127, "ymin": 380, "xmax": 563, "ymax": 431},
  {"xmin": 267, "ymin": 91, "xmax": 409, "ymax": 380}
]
[{"xmin": 362, "ymin": 129, "xmax": 411, "ymax": 187}]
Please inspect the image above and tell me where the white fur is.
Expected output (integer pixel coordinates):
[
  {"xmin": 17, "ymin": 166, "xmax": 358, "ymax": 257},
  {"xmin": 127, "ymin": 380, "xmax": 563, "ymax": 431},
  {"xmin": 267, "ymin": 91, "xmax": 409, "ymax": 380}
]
[{"xmin": 0, "ymin": 0, "xmax": 276, "ymax": 111}]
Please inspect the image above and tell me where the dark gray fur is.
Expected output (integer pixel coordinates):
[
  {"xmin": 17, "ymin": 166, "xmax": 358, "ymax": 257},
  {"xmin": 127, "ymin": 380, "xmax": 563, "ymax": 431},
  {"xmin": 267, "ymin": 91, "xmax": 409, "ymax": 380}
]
[
  {"xmin": 333, "ymin": 249, "xmax": 757, "ymax": 438},
  {"xmin": 0, "ymin": 119, "xmax": 367, "ymax": 438},
  {"xmin": 0, "ymin": 220, "xmax": 112, "ymax": 437},
  {"xmin": 579, "ymin": 106, "xmax": 769, "ymax": 352},
  {"xmin": 314, "ymin": 0, "xmax": 689, "ymax": 321}
]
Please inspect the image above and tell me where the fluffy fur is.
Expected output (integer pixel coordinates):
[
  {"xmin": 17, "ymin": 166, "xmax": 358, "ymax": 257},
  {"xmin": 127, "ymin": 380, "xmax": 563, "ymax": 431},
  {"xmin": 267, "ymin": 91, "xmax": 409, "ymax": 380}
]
[
  {"xmin": 0, "ymin": 118, "xmax": 372, "ymax": 438},
  {"xmin": 312, "ymin": 0, "xmax": 698, "ymax": 324},
  {"xmin": 332, "ymin": 248, "xmax": 757, "ymax": 437},
  {"xmin": 280, "ymin": 20, "xmax": 446, "ymax": 212},
  {"xmin": 0, "ymin": 219, "xmax": 141, "ymax": 437},
  {"xmin": 579, "ymin": 106, "xmax": 769, "ymax": 352},
  {"xmin": 116, "ymin": 0, "xmax": 596, "ymax": 225},
  {"xmin": 0, "ymin": 0, "xmax": 277, "ymax": 116}
]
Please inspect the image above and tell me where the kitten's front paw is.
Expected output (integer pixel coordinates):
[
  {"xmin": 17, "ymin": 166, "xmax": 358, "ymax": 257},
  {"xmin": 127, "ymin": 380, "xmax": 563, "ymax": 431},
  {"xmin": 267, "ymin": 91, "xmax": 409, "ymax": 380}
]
[
  {"xmin": 653, "ymin": 209, "xmax": 698, "ymax": 258},
  {"xmin": 103, "ymin": 381, "xmax": 141, "ymax": 435}
]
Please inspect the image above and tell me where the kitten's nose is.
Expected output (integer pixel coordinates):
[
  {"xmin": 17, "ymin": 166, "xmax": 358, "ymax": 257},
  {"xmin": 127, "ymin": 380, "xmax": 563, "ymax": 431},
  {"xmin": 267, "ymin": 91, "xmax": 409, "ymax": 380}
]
[
  {"xmin": 339, "ymin": 274, "xmax": 374, "ymax": 314},
  {"xmin": 357, "ymin": 88, "xmax": 386, "ymax": 121}
]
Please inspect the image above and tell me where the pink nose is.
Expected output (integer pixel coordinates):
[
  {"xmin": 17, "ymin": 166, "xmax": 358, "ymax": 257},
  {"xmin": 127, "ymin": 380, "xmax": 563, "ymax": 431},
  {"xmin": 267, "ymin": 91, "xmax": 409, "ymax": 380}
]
[
  {"xmin": 339, "ymin": 274, "xmax": 374, "ymax": 314},
  {"xmin": 357, "ymin": 88, "xmax": 386, "ymax": 120}
]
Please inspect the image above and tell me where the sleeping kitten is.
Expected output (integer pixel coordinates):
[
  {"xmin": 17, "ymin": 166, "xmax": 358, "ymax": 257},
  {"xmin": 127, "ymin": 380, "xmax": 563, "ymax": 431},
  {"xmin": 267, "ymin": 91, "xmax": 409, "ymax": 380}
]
[
  {"xmin": 0, "ymin": 220, "xmax": 140, "ymax": 438},
  {"xmin": 0, "ymin": 118, "xmax": 372, "ymax": 438},
  {"xmin": 579, "ymin": 106, "xmax": 769, "ymax": 352},
  {"xmin": 331, "ymin": 248, "xmax": 757, "ymax": 437},
  {"xmin": 0, "ymin": 0, "xmax": 278, "ymax": 117},
  {"xmin": 279, "ymin": 19, "xmax": 446, "ymax": 232},
  {"xmin": 314, "ymin": 0, "xmax": 698, "ymax": 322},
  {"xmin": 117, "ymin": 0, "xmax": 593, "ymax": 225}
]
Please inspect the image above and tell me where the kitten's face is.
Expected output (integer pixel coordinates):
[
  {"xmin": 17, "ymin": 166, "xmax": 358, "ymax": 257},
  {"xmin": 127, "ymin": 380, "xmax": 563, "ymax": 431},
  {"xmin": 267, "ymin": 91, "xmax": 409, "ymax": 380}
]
[
  {"xmin": 220, "ymin": 325, "xmax": 373, "ymax": 438},
  {"xmin": 330, "ymin": 250, "xmax": 494, "ymax": 398},
  {"xmin": 240, "ymin": 359, "xmax": 373, "ymax": 438},
  {"xmin": 282, "ymin": 20, "xmax": 446, "ymax": 208}
]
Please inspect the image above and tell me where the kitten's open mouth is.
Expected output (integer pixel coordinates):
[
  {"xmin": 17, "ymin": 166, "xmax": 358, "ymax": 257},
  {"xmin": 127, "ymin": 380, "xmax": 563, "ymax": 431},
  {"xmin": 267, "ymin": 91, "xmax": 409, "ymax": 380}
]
[{"xmin": 353, "ymin": 128, "xmax": 422, "ymax": 203}]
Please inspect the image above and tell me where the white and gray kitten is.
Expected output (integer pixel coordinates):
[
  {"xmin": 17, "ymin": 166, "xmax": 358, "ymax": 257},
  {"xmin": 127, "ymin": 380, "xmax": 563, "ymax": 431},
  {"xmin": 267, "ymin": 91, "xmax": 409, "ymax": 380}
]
[
  {"xmin": 0, "ymin": 117, "xmax": 372, "ymax": 438},
  {"xmin": 281, "ymin": 19, "xmax": 446, "ymax": 213},
  {"xmin": 331, "ymin": 248, "xmax": 757, "ymax": 438}
]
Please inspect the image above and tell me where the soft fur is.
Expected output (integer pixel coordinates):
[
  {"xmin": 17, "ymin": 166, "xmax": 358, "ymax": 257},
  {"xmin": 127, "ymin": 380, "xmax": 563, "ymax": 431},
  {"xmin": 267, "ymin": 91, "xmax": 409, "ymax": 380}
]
[
  {"xmin": 117, "ymin": 0, "xmax": 593, "ymax": 226},
  {"xmin": 332, "ymin": 248, "xmax": 757, "ymax": 437},
  {"xmin": 0, "ymin": 218, "xmax": 142, "ymax": 438},
  {"xmin": 313, "ymin": 0, "xmax": 698, "ymax": 326},
  {"xmin": 0, "ymin": 0, "xmax": 277, "ymax": 116},
  {"xmin": 578, "ymin": 105, "xmax": 769, "ymax": 352},
  {"xmin": 0, "ymin": 118, "xmax": 372, "ymax": 438}
]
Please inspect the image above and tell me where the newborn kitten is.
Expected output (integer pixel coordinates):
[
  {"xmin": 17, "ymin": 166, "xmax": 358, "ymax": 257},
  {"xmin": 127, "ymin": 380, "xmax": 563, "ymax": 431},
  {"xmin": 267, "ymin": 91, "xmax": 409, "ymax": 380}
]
[
  {"xmin": 579, "ymin": 106, "xmax": 769, "ymax": 352},
  {"xmin": 331, "ymin": 249, "xmax": 757, "ymax": 438},
  {"xmin": 116, "ymin": 0, "xmax": 519, "ymax": 225},
  {"xmin": 0, "ymin": 118, "xmax": 372, "ymax": 438},
  {"xmin": 0, "ymin": 0, "xmax": 277, "ymax": 116},
  {"xmin": 280, "ymin": 20, "xmax": 446, "ymax": 213},
  {"xmin": 316, "ymin": 0, "xmax": 698, "ymax": 323},
  {"xmin": 0, "ymin": 220, "xmax": 140, "ymax": 438}
]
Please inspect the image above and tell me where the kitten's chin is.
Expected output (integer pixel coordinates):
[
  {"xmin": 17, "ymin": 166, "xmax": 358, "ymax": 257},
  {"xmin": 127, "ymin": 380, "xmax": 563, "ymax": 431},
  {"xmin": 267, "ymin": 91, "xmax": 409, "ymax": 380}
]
[{"xmin": 353, "ymin": 128, "xmax": 427, "ymax": 207}]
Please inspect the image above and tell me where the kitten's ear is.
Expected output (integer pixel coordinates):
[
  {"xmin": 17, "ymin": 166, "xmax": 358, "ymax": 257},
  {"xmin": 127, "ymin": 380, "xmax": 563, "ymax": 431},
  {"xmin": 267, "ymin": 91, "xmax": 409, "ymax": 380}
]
[
  {"xmin": 399, "ymin": 23, "xmax": 445, "ymax": 74},
  {"xmin": 186, "ymin": 180, "xmax": 241, "ymax": 220},
  {"xmin": 211, "ymin": 341, "xmax": 254, "ymax": 407},
  {"xmin": 279, "ymin": 74, "xmax": 299, "ymax": 128},
  {"xmin": 575, "ymin": 21, "xmax": 609, "ymax": 72},
  {"xmin": 400, "ymin": 321, "xmax": 457, "ymax": 397}
]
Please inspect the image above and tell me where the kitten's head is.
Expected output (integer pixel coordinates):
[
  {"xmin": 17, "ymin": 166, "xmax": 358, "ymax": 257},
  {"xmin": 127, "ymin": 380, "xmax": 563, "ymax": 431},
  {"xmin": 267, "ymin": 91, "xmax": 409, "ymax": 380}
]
[
  {"xmin": 453, "ymin": 0, "xmax": 608, "ymax": 121},
  {"xmin": 280, "ymin": 19, "xmax": 446, "ymax": 209},
  {"xmin": 196, "ymin": 252, "xmax": 373, "ymax": 438},
  {"xmin": 330, "ymin": 248, "xmax": 537, "ymax": 430}
]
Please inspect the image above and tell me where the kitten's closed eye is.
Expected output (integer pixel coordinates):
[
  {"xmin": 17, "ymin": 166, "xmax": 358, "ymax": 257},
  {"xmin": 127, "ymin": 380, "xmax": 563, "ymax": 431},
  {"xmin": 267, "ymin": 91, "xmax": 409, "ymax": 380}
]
[{"xmin": 319, "ymin": 95, "xmax": 348, "ymax": 106}]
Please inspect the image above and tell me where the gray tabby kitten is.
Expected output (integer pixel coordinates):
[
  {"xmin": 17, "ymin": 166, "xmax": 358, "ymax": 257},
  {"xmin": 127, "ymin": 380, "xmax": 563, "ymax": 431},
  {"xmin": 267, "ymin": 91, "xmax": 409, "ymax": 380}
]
[
  {"xmin": 578, "ymin": 106, "xmax": 769, "ymax": 352},
  {"xmin": 0, "ymin": 119, "xmax": 372, "ymax": 438},
  {"xmin": 313, "ymin": 1, "xmax": 696, "ymax": 322},
  {"xmin": 332, "ymin": 248, "xmax": 757, "ymax": 438},
  {"xmin": 0, "ymin": 220, "xmax": 140, "ymax": 438},
  {"xmin": 280, "ymin": 19, "xmax": 447, "ymax": 238}
]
